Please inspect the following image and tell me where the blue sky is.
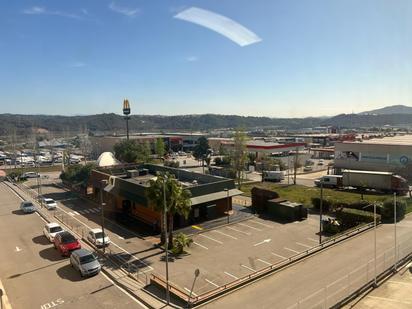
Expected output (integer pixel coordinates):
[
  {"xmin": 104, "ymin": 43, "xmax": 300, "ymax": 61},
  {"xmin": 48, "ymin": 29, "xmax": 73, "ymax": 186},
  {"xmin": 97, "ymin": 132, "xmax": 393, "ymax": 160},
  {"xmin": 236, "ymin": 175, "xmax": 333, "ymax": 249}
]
[{"xmin": 1, "ymin": 0, "xmax": 412, "ymax": 117}]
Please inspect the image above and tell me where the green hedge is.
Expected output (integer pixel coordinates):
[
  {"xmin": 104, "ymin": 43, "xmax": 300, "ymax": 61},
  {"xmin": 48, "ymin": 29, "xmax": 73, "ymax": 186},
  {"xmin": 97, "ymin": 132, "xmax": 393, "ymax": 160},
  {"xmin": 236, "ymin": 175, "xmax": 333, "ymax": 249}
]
[
  {"xmin": 381, "ymin": 199, "xmax": 406, "ymax": 222},
  {"xmin": 311, "ymin": 197, "xmax": 333, "ymax": 212},
  {"xmin": 336, "ymin": 208, "xmax": 380, "ymax": 229}
]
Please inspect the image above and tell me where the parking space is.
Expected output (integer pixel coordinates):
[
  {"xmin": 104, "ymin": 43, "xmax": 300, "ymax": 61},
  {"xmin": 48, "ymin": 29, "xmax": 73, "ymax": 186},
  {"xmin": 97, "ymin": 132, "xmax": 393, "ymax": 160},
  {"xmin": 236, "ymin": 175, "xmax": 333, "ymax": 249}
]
[{"xmin": 154, "ymin": 214, "xmax": 324, "ymax": 296}]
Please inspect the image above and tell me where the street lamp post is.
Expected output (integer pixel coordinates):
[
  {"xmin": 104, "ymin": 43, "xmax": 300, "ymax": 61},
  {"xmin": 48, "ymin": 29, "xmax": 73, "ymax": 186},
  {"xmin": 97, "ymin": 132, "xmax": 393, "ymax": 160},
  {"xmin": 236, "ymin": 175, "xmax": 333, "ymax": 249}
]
[
  {"xmin": 122, "ymin": 99, "xmax": 131, "ymax": 140},
  {"xmin": 187, "ymin": 269, "xmax": 200, "ymax": 309},
  {"xmin": 319, "ymin": 178, "xmax": 323, "ymax": 244},
  {"xmin": 163, "ymin": 177, "xmax": 170, "ymax": 305},
  {"xmin": 373, "ymin": 202, "xmax": 377, "ymax": 286},
  {"xmin": 100, "ymin": 180, "xmax": 107, "ymax": 254},
  {"xmin": 224, "ymin": 188, "xmax": 230, "ymax": 224},
  {"xmin": 394, "ymin": 193, "xmax": 398, "ymax": 271}
]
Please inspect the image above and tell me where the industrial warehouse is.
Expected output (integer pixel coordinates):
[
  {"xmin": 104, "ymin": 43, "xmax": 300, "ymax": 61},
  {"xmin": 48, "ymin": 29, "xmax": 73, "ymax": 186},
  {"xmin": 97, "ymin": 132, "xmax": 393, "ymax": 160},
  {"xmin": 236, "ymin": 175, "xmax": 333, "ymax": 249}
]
[{"xmin": 334, "ymin": 135, "xmax": 412, "ymax": 180}]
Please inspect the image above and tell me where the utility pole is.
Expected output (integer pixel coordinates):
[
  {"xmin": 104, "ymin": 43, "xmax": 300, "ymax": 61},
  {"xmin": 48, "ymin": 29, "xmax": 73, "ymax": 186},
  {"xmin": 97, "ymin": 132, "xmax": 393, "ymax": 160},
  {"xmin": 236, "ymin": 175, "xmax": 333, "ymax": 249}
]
[
  {"xmin": 293, "ymin": 147, "xmax": 298, "ymax": 185},
  {"xmin": 373, "ymin": 202, "xmax": 377, "ymax": 286},
  {"xmin": 224, "ymin": 188, "xmax": 230, "ymax": 224}
]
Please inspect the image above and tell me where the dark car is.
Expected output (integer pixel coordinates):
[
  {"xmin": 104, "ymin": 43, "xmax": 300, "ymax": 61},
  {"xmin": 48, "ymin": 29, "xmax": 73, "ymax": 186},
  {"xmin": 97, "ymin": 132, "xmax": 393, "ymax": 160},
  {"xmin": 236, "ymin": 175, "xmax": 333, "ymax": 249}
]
[{"xmin": 53, "ymin": 231, "xmax": 81, "ymax": 256}]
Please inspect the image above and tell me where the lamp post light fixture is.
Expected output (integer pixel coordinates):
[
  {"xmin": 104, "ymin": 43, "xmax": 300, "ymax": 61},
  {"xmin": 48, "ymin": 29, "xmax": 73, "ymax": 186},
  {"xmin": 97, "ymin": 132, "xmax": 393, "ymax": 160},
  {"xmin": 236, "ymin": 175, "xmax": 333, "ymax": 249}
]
[
  {"xmin": 187, "ymin": 269, "xmax": 200, "ymax": 309},
  {"xmin": 122, "ymin": 99, "xmax": 131, "ymax": 140},
  {"xmin": 224, "ymin": 188, "xmax": 230, "ymax": 224}
]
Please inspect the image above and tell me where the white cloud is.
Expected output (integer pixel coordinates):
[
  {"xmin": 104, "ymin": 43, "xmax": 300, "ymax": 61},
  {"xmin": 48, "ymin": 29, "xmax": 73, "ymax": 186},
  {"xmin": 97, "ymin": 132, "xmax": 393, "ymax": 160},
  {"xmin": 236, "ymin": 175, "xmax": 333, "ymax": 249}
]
[
  {"xmin": 174, "ymin": 7, "xmax": 262, "ymax": 47},
  {"xmin": 23, "ymin": 6, "xmax": 82, "ymax": 19},
  {"xmin": 186, "ymin": 56, "xmax": 199, "ymax": 62},
  {"xmin": 109, "ymin": 2, "xmax": 140, "ymax": 17}
]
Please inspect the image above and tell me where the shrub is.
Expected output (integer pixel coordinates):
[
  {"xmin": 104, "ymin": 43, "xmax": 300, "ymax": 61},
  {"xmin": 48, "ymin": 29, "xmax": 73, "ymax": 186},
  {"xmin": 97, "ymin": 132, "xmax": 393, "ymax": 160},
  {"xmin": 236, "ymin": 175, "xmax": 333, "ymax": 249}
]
[
  {"xmin": 311, "ymin": 197, "xmax": 333, "ymax": 212},
  {"xmin": 60, "ymin": 163, "xmax": 96, "ymax": 185},
  {"xmin": 171, "ymin": 232, "xmax": 193, "ymax": 255},
  {"xmin": 336, "ymin": 208, "xmax": 380, "ymax": 229},
  {"xmin": 164, "ymin": 160, "xmax": 180, "ymax": 168},
  {"xmin": 214, "ymin": 157, "xmax": 222, "ymax": 166},
  {"xmin": 381, "ymin": 199, "xmax": 406, "ymax": 222}
]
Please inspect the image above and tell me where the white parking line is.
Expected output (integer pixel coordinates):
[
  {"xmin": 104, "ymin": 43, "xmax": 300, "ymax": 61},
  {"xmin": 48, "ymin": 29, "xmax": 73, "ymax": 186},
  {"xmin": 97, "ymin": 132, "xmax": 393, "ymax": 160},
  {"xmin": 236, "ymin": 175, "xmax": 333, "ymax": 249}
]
[
  {"xmin": 184, "ymin": 287, "xmax": 197, "ymax": 297},
  {"xmin": 211, "ymin": 230, "xmax": 237, "ymax": 240},
  {"xmin": 237, "ymin": 222, "xmax": 262, "ymax": 231},
  {"xmin": 307, "ymin": 237, "xmax": 319, "ymax": 243},
  {"xmin": 90, "ymin": 208, "xmax": 100, "ymax": 213},
  {"xmin": 295, "ymin": 242, "xmax": 312, "ymax": 249},
  {"xmin": 226, "ymin": 226, "xmax": 251, "ymax": 236},
  {"xmin": 241, "ymin": 264, "xmax": 255, "ymax": 272},
  {"xmin": 83, "ymin": 209, "xmax": 91, "ymax": 214},
  {"xmin": 68, "ymin": 212, "xmax": 74, "ymax": 216},
  {"xmin": 205, "ymin": 278, "xmax": 219, "ymax": 288},
  {"xmin": 199, "ymin": 234, "xmax": 223, "ymax": 244},
  {"xmin": 73, "ymin": 211, "xmax": 80, "ymax": 215},
  {"xmin": 193, "ymin": 242, "xmax": 208, "ymax": 250},
  {"xmin": 224, "ymin": 271, "xmax": 239, "ymax": 280},
  {"xmin": 284, "ymin": 247, "xmax": 300, "ymax": 254},
  {"xmin": 271, "ymin": 252, "xmax": 287, "ymax": 259},
  {"xmin": 257, "ymin": 258, "xmax": 271, "ymax": 266},
  {"xmin": 249, "ymin": 220, "xmax": 274, "ymax": 228}
]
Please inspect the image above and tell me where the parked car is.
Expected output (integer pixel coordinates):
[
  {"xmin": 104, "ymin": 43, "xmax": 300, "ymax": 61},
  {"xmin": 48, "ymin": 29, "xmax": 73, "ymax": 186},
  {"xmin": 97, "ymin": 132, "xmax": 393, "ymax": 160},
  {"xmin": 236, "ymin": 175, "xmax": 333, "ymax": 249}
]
[
  {"xmin": 54, "ymin": 231, "xmax": 81, "ymax": 256},
  {"xmin": 43, "ymin": 222, "xmax": 64, "ymax": 242},
  {"xmin": 87, "ymin": 228, "xmax": 111, "ymax": 247},
  {"xmin": 42, "ymin": 197, "xmax": 57, "ymax": 210},
  {"xmin": 70, "ymin": 248, "xmax": 101, "ymax": 277},
  {"xmin": 318, "ymin": 159, "xmax": 324, "ymax": 165},
  {"xmin": 20, "ymin": 201, "xmax": 35, "ymax": 213},
  {"xmin": 22, "ymin": 172, "xmax": 39, "ymax": 178},
  {"xmin": 303, "ymin": 166, "xmax": 313, "ymax": 172}
]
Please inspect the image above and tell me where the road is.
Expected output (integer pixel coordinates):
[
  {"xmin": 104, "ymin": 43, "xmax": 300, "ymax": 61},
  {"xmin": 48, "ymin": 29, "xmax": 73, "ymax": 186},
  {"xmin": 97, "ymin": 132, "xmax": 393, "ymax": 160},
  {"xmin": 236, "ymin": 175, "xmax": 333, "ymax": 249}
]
[
  {"xmin": 0, "ymin": 182, "xmax": 146, "ymax": 309},
  {"xmin": 202, "ymin": 214, "xmax": 412, "ymax": 308}
]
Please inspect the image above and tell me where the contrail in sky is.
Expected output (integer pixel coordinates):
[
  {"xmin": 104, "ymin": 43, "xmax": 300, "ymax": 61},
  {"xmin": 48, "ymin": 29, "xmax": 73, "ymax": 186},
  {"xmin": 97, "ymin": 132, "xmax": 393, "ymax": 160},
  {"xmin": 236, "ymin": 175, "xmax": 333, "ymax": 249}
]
[{"xmin": 174, "ymin": 7, "xmax": 262, "ymax": 47}]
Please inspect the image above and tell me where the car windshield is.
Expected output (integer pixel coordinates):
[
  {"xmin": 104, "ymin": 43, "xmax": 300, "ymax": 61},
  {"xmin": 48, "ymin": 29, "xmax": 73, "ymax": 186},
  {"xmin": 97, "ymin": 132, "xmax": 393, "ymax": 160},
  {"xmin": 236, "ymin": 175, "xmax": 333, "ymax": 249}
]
[
  {"xmin": 46, "ymin": 200, "xmax": 55, "ymax": 204},
  {"xmin": 50, "ymin": 227, "xmax": 62, "ymax": 233},
  {"xmin": 23, "ymin": 202, "xmax": 33, "ymax": 207},
  {"xmin": 94, "ymin": 232, "xmax": 105, "ymax": 239},
  {"xmin": 60, "ymin": 233, "xmax": 76, "ymax": 244},
  {"xmin": 79, "ymin": 254, "xmax": 97, "ymax": 264}
]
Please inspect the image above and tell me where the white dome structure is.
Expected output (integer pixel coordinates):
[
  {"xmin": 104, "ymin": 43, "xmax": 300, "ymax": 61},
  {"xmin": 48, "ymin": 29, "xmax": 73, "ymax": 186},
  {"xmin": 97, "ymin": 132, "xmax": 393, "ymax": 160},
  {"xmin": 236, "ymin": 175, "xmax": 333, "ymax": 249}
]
[{"xmin": 96, "ymin": 152, "xmax": 120, "ymax": 167}]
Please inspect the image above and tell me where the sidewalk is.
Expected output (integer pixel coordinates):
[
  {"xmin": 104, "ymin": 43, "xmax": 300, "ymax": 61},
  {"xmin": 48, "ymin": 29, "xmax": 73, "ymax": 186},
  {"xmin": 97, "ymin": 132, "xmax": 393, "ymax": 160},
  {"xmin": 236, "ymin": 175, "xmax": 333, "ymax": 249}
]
[{"xmin": 0, "ymin": 277, "xmax": 12, "ymax": 309}]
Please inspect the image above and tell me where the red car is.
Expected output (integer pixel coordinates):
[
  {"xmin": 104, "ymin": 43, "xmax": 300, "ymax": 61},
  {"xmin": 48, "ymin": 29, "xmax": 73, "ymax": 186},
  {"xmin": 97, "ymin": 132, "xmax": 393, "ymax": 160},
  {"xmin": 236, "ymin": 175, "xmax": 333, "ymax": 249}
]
[{"xmin": 54, "ymin": 231, "xmax": 81, "ymax": 256}]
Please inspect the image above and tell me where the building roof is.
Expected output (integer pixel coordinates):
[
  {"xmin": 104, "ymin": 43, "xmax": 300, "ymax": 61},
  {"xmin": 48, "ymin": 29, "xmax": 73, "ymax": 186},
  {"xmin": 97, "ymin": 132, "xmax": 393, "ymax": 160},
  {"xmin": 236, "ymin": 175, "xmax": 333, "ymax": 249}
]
[
  {"xmin": 190, "ymin": 189, "xmax": 243, "ymax": 206},
  {"xmin": 341, "ymin": 135, "xmax": 412, "ymax": 146}
]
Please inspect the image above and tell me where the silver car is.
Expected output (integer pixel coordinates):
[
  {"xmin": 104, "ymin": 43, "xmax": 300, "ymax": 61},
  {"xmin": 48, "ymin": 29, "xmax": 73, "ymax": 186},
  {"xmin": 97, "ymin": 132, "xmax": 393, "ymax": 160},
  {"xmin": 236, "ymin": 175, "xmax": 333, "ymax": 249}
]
[
  {"xmin": 70, "ymin": 249, "xmax": 101, "ymax": 277},
  {"xmin": 20, "ymin": 201, "xmax": 36, "ymax": 213}
]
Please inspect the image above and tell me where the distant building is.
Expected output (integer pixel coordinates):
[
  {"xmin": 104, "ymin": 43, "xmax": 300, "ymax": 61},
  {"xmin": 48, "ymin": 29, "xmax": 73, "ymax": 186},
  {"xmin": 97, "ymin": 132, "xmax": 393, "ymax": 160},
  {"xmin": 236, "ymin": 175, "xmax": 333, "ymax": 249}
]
[
  {"xmin": 334, "ymin": 135, "xmax": 412, "ymax": 179},
  {"xmin": 88, "ymin": 164, "xmax": 242, "ymax": 230}
]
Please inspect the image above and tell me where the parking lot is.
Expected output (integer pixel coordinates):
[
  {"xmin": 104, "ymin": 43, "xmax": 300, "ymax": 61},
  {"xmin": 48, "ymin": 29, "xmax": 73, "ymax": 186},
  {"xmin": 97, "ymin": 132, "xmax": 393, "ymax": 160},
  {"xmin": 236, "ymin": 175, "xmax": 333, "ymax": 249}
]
[
  {"xmin": 154, "ymin": 214, "xmax": 324, "ymax": 296},
  {"xmin": 22, "ymin": 175, "xmax": 325, "ymax": 298}
]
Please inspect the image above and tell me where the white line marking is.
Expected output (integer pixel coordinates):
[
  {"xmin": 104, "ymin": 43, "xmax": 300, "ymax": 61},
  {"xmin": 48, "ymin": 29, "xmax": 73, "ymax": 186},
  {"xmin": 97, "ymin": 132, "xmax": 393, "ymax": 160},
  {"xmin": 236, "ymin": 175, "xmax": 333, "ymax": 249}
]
[
  {"xmin": 211, "ymin": 230, "xmax": 237, "ymax": 240},
  {"xmin": 199, "ymin": 234, "xmax": 223, "ymax": 244},
  {"xmin": 257, "ymin": 258, "xmax": 271, "ymax": 266},
  {"xmin": 365, "ymin": 295, "xmax": 412, "ymax": 305},
  {"xmin": 241, "ymin": 264, "xmax": 255, "ymax": 272},
  {"xmin": 15, "ymin": 246, "xmax": 22, "ymax": 252},
  {"xmin": 118, "ymin": 236, "xmax": 125, "ymax": 240},
  {"xmin": 249, "ymin": 220, "xmax": 274, "ymax": 228},
  {"xmin": 237, "ymin": 222, "xmax": 262, "ymax": 231},
  {"xmin": 226, "ymin": 226, "xmax": 251, "ymax": 235},
  {"xmin": 271, "ymin": 252, "xmax": 287, "ymax": 259},
  {"xmin": 73, "ymin": 211, "xmax": 80, "ymax": 215},
  {"xmin": 83, "ymin": 209, "xmax": 91, "ymax": 214},
  {"xmin": 90, "ymin": 208, "xmax": 99, "ymax": 213},
  {"xmin": 254, "ymin": 239, "xmax": 271, "ymax": 246},
  {"xmin": 184, "ymin": 287, "xmax": 198, "ymax": 297},
  {"xmin": 205, "ymin": 278, "xmax": 219, "ymax": 288},
  {"xmin": 295, "ymin": 242, "xmax": 312, "ymax": 249},
  {"xmin": 224, "ymin": 271, "xmax": 239, "ymax": 280},
  {"xmin": 100, "ymin": 271, "xmax": 149, "ymax": 308},
  {"xmin": 193, "ymin": 242, "xmax": 208, "ymax": 250},
  {"xmin": 284, "ymin": 247, "xmax": 300, "ymax": 254},
  {"xmin": 307, "ymin": 237, "xmax": 318, "ymax": 243},
  {"xmin": 68, "ymin": 212, "xmax": 74, "ymax": 216}
]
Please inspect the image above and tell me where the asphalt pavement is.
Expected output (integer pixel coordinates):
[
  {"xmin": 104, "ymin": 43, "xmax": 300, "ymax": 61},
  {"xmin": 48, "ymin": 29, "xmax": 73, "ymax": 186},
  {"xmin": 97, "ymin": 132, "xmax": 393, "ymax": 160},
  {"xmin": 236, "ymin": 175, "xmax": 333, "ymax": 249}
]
[{"xmin": 0, "ymin": 182, "xmax": 146, "ymax": 309}]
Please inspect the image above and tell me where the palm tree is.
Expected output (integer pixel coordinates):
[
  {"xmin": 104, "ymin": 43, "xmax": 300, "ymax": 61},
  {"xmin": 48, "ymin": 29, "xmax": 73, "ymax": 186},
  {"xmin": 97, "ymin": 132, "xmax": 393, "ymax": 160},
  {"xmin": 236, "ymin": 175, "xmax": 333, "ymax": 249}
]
[{"xmin": 147, "ymin": 172, "xmax": 192, "ymax": 246}]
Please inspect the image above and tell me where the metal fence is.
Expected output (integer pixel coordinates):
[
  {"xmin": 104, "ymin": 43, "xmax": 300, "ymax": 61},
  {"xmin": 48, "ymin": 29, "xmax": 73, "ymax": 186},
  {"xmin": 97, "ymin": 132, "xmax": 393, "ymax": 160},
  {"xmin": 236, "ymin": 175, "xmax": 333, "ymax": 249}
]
[{"xmin": 285, "ymin": 233, "xmax": 412, "ymax": 309}]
